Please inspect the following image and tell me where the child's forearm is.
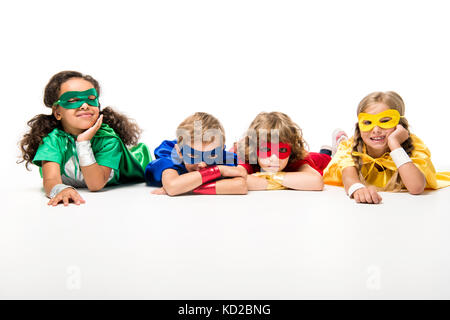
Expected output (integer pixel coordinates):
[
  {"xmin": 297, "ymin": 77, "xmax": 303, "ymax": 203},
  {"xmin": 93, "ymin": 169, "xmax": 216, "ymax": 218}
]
[
  {"xmin": 216, "ymin": 177, "xmax": 248, "ymax": 194},
  {"xmin": 218, "ymin": 165, "xmax": 248, "ymax": 178},
  {"xmin": 162, "ymin": 170, "xmax": 204, "ymax": 196},
  {"xmin": 42, "ymin": 161, "xmax": 65, "ymax": 197},
  {"xmin": 80, "ymin": 164, "xmax": 112, "ymax": 192},
  {"xmin": 43, "ymin": 177, "xmax": 63, "ymax": 197},
  {"xmin": 342, "ymin": 166, "xmax": 362, "ymax": 194},
  {"xmin": 246, "ymin": 175, "xmax": 268, "ymax": 190},
  {"xmin": 397, "ymin": 163, "xmax": 426, "ymax": 194},
  {"xmin": 282, "ymin": 172, "xmax": 324, "ymax": 191},
  {"xmin": 388, "ymin": 139, "xmax": 426, "ymax": 194}
]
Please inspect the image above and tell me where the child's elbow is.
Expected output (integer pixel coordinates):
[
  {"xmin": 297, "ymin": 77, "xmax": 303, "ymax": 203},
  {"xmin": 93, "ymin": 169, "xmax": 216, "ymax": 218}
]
[
  {"xmin": 310, "ymin": 175, "xmax": 324, "ymax": 191},
  {"xmin": 163, "ymin": 181, "xmax": 181, "ymax": 196},
  {"xmin": 407, "ymin": 179, "xmax": 426, "ymax": 195},
  {"xmin": 87, "ymin": 184, "xmax": 105, "ymax": 192},
  {"xmin": 315, "ymin": 179, "xmax": 325, "ymax": 191},
  {"xmin": 408, "ymin": 185, "xmax": 425, "ymax": 195}
]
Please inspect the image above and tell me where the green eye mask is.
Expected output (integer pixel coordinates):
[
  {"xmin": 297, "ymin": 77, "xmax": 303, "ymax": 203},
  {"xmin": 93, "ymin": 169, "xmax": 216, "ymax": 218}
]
[{"xmin": 53, "ymin": 88, "xmax": 99, "ymax": 109}]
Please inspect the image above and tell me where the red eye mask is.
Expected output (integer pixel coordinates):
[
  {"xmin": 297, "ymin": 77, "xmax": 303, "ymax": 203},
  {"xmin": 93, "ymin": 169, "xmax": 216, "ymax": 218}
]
[{"xmin": 257, "ymin": 142, "xmax": 292, "ymax": 159}]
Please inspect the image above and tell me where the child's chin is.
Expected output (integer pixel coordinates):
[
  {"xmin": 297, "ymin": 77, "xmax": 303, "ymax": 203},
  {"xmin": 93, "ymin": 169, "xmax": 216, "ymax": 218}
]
[
  {"xmin": 262, "ymin": 167, "xmax": 280, "ymax": 173},
  {"xmin": 79, "ymin": 122, "xmax": 96, "ymax": 129},
  {"xmin": 367, "ymin": 142, "xmax": 389, "ymax": 152}
]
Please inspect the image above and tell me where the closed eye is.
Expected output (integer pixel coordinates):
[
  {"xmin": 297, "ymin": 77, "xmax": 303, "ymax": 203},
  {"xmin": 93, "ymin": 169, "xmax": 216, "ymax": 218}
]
[
  {"xmin": 68, "ymin": 98, "xmax": 80, "ymax": 102},
  {"xmin": 88, "ymin": 95, "xmax": 97, "ymax": 100}
]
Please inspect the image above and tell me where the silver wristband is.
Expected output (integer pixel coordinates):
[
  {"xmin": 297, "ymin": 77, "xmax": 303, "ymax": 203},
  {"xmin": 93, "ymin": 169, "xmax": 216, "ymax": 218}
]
[
  {"xmin": 347, "ymin": 183, "xmax": 365, "ymax": 198},
  {"xmin": 76, "ymin": 140, "xmax": 96, "ymax": 167},
  {"xmin": 49, "ymin": 184, "xmax": 73, "ymax": 199},
  {"xmin": 390, "ymin": 147, "xmax": 412, "ymax": 168}
]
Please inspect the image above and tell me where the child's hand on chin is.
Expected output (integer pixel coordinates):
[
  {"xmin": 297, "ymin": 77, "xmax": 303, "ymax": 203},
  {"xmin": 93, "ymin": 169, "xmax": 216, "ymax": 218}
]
[
  {"xmin": 48, "ymin": 188, "xmax": 85, "ymax": 206},
  {"xmin": 388, "ymin": 125, "xmax": 409, "ymax": 150},
  {"xmin": 77, "ymin": 115, "xmax": 103, "ymax": 142}
]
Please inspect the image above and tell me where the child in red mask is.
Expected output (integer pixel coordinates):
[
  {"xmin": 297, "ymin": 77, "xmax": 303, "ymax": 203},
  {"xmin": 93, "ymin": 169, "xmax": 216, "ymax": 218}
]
[{"xmin": 235, "ymin": 112, "xmax": 345, "ymax": 191}]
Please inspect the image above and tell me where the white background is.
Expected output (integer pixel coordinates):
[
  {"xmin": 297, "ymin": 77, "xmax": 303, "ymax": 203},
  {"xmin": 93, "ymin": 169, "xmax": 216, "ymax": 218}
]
[
  {"xmin": 2, "ymin": 0, "xmax": 450, "ymax": 173},
  {"xmin": 1, "ymin": 0, "xmax": 450, "ymax": 299}
]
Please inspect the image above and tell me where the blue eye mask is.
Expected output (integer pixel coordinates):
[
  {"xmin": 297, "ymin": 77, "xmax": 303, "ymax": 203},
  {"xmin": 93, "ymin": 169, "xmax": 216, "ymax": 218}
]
[{"xmin": 180, "ymin": 145, "xmax": 225, "ymax": 165}]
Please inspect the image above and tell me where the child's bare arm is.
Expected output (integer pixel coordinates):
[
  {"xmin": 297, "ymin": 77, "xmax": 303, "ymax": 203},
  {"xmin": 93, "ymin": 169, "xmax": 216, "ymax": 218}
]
[
  {"xmin": 75, "ymin": 114, "xmax": 112, "ymax": 191},
  {"xmin": 161, "ymin": 165, "xmax": 248, "ymax": 196},
  {"xmin": 282, "ymin": 164, "xmax": 324, "ymax": 191},
  {"xmin": 215, "ymin": 177, "xmax": 248, "ymax": 194},
  {"xmin": 342, "ymin": 166, "xmax": 361, "ymax": 194},
  {"xmin": 246, "ymin": 175, "xmax": 268, "ymax": 190},
  {"xmin": 342, "ymin": 166, "xmax": 382, "ymax": 204},
  {"xmin": 396, "ymin": 162, "xmax": 426, "ymax": 195},
  {"xmin": 388, "ymin": 125, "xmax": 425, "ymax": 195},
  {"xmin": 42, "ymin": 161, "xmax": 85, "ymax": 206},
  {"xmin": 42, "ymin": 161, "xmax": 63, "ymax": 196},
  {"xmin": 161, "ymin": 169, "xmax": 203, "ymax": 196},
  {"xmin": 80, "ymin": 164, "xmax": 112, "ymax": 192},
  {"xmin": 217, "ymin": 165, "xmax": 248, "ymax": 179}
]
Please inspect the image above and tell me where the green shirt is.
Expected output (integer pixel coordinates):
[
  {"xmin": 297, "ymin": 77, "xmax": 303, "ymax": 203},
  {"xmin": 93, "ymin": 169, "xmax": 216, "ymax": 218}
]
[{"xmin": 33, "ymin": 124, "xmax": 151, "ymax": 187}]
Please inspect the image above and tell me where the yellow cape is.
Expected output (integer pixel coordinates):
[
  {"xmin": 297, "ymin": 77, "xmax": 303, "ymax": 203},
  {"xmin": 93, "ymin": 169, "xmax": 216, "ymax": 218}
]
[{"xmin": 323, "ymin": 134, "xmax": 450, "ymax": 189}]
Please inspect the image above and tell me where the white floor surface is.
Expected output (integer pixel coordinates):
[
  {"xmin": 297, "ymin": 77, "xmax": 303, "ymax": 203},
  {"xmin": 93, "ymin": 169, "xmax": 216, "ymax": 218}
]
[{"xmin": 1, "ymin": 168, "xmax": 450, "ymax": 300}]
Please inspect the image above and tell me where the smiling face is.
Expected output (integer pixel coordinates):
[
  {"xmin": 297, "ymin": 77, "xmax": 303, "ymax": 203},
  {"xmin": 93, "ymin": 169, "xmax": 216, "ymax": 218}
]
[
  {"xmin": 52, "ymin": 77, "xmax": 100, "ymax": 136},
  {"xmin": 359, "ymin": 102, "xmax": 397, "ymax": 158},
  {"xmin": 176, "ymin": 140, "xmax": 223, "ymax": 172}
]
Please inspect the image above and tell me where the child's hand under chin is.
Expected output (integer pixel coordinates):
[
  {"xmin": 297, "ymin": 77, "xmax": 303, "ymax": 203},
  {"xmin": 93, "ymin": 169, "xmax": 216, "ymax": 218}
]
[
  {"xmin": 77, "ymin": 114, "xmax": 103, "ymax": 142},
  {"xmin": 388, "ymin": 124, "xmax": 409, "ymax": 150}
]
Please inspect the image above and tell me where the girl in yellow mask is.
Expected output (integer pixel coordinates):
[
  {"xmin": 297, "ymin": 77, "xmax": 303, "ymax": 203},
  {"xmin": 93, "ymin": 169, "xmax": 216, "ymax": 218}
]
[{"xmin": 323, "ymin": 91, "xmax": 450, "ymax": 204}]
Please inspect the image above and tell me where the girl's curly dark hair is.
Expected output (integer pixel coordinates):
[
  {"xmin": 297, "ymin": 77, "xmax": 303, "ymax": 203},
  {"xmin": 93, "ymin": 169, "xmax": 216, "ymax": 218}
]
[{"xmin": 19, "ymin": 71, "xmax": 142, "ymax": 169}]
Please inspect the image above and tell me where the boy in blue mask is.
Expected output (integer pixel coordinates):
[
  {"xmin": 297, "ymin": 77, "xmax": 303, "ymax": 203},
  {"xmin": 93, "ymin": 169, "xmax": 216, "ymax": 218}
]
[{"xmin": 145, "ymin": 112, "xmax": 248, "ymax": 196}]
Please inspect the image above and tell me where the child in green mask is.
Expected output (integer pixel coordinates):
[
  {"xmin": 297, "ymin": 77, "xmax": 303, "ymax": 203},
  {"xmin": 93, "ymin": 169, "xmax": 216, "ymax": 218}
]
[{"xmin": 19, "ymin": 71, "xmax": 152, "ymax": 206}]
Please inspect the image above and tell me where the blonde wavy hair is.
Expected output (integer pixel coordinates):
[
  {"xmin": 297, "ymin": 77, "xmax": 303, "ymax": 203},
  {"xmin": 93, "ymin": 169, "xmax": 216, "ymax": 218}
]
[
  {"xmin": 352, "ymin": 91, "xmax": 414, "ymax": 191},
  {"xmin": 238, "ymin": 111, "xmax": 309, "ymax": 165},
  {"xmin": 176, "ymin": 112, "xmax": 226, "ymax": 146}
]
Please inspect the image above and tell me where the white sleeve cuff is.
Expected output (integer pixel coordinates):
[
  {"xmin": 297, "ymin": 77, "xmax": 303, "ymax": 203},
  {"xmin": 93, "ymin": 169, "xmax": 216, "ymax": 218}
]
[
  {"xmin": 390, "ymin": 147, "xmax": 412, "ymax": 168},
  {"xmin": 49, "ymin": 184, "xmax": 74, "ymax": 199},
  {"xmin": 76, "ymin": 140, "xmax": 96, "ymax": 167},
  {"xmin": 347, "ymin": 183, "xmax": 365, "ymax": 198}
]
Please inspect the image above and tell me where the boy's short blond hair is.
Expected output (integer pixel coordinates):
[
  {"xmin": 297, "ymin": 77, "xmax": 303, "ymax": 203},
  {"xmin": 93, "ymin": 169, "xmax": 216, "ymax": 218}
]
[{"xmin": 176, "ymin": 112, "xmax": 226, "ymax": 146}]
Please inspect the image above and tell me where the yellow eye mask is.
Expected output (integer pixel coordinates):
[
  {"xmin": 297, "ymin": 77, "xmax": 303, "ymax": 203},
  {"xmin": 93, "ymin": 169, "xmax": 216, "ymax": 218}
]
[{"xmin": 358, "ymin": 109, "xmax": 402, "ymax": 132}]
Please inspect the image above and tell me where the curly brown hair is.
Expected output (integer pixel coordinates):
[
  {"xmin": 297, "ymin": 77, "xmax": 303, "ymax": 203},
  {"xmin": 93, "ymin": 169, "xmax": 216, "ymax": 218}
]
[
  {"xmin": 352, "ymin": 91, "xmax": 414, "ymax": 191},
  {"xmin": 237, "ymin": 111, "xmax": 309, "ymax": 165},
  {"xmin": 19, "ymin": 71, "xmax": 142, "ymax": 169}
]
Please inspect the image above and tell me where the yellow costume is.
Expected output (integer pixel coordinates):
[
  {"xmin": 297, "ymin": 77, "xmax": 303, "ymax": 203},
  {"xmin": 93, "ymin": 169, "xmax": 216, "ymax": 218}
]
[{"xmin": 323, "ymin": 134, "xmax": 450, "ymax": 190}]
